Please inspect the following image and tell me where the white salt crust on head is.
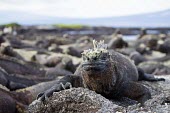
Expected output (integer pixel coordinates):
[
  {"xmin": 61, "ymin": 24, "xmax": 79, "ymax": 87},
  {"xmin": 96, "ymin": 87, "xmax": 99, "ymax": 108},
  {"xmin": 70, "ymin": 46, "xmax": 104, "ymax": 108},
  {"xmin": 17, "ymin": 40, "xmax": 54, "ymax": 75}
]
[{"xmin": 81, "ymin": 40, "xmax": 109, "ymax": 59}]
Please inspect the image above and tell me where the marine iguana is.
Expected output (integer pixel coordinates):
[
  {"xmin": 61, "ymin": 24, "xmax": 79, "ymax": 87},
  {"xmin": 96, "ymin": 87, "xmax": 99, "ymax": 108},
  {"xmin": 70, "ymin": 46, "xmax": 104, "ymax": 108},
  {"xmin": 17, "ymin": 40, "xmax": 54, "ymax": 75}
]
[
  {"xmin": 37, "ymin": 40, "xmax": 165, "ymax": 104},
  {"xmin": 0, "ymin": 80, "xmax": 61, "ymax": 113}
]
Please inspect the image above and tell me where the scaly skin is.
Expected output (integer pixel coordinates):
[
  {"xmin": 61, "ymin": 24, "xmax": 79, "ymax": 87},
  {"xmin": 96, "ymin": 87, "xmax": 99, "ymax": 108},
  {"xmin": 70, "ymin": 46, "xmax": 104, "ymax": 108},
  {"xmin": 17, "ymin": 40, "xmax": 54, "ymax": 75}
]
[
  {"xmin": 37, "ymin": 40, "xmax": 165, "ymax": 104},
  {"xmin": 0, "ymin": 80, "xmax": 62, "ymax": 113},
  {"xmin": 0, "ymin": 55, "xmax": 45, "ymax": 76}
]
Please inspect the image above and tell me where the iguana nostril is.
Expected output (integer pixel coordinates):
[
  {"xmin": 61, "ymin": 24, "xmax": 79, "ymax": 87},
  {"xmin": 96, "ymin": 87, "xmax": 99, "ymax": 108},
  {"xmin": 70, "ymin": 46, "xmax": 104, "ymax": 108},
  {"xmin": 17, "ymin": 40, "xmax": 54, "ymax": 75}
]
[
  {"xmin": 93, "ymin": 57, "xmax": 97, "ymax": 61},
  {"xmin": 87, "ymin": 57, "xmax": 90, "ymax": 61}
]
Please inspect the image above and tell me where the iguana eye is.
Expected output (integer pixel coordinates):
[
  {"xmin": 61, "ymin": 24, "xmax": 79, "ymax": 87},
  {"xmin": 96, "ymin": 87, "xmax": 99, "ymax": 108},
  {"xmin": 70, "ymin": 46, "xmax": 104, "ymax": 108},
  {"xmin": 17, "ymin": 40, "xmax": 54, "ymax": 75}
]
[{"xmin": 83, "ymin": 56, "xmax": 89, "ymax": 61}]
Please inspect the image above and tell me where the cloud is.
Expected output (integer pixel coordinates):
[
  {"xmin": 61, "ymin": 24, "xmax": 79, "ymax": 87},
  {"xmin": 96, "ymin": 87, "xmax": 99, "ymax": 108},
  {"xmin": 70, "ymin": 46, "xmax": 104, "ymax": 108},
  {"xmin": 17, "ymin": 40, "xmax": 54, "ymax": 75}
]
[{"xmin": 0, "ymin": 0, "xmax": 170, "ymax": 18}]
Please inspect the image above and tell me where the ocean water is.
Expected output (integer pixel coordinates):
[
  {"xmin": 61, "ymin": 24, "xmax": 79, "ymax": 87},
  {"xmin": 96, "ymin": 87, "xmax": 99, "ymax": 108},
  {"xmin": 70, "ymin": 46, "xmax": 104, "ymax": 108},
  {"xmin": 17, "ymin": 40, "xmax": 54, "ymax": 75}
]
[{"xmin": 123, "ymin": 35, "xmax": 138, "ymax": 41}]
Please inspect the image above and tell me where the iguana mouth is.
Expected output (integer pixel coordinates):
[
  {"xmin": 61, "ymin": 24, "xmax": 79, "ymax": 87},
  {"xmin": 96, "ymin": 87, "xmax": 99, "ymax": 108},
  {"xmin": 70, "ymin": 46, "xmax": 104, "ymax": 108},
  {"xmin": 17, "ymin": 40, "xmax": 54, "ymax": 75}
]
[{"xmin": 82, "ymin": 62, "xmax": 106, "ymax": 71}]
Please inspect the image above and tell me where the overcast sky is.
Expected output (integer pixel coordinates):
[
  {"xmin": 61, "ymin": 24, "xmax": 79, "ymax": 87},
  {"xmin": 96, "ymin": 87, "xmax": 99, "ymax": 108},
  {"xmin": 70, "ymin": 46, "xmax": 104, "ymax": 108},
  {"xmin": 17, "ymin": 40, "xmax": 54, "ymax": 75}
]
[{"xmin": 0, "ymin": 0, "xmax": 170, "ymax": 18}]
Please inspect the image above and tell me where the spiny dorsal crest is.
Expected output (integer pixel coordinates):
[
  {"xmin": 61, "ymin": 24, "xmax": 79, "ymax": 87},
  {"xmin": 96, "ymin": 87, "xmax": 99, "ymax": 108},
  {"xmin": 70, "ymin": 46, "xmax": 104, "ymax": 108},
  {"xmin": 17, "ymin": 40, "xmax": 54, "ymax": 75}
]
[
  {"xmin": 93, "ymin": 40, "xmax": 108, "ymax": 50},
  {"xmin": 82, "ymin": 40, "xmax": 108, "ymax": 58}
]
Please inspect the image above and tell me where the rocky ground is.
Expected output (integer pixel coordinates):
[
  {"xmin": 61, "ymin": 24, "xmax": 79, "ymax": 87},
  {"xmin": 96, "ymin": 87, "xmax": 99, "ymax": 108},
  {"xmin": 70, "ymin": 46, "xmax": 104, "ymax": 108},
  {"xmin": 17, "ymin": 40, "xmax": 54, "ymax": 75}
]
[{"xmin": 29, "ymin": 75, "xmax": 170, "ymax": 113}]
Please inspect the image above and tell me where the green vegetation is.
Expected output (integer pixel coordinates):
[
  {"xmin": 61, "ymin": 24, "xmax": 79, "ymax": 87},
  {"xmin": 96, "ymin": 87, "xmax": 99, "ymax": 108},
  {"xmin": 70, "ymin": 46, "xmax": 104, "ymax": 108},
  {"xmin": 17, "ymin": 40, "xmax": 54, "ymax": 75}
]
[
  {"xmin": 53, "ymin": 24, "xmax": 88, "ymax": 29},
  {"xmin": 0, "ymin": 23, "xmax": 21, "ymax": 27}
]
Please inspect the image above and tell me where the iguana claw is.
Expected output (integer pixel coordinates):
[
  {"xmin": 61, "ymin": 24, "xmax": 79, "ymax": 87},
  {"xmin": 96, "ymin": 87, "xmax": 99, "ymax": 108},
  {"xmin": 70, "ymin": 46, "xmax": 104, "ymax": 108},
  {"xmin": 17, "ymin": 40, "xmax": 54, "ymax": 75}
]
[{"xmin": 37, "ymin": 82, "xmax": 72, "ymax": 101}]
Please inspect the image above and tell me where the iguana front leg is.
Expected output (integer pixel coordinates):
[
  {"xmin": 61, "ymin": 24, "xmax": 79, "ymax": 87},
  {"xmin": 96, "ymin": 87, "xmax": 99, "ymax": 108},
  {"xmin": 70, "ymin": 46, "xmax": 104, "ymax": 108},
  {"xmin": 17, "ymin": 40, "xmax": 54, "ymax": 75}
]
[
  {"xmin": 37, "ymin": 82, "xmax": 72, "ymax": 101},
  {"xmin": 37, "ymin": 75, "xmax": 83, "ymax": 101}
]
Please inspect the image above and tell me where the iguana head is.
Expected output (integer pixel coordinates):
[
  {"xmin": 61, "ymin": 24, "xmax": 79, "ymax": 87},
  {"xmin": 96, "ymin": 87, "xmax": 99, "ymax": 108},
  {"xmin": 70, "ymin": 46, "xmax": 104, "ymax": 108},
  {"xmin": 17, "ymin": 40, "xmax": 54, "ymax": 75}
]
[{"xmin": 81, "ymin": 40, "xmax": 111, "ymax": 71}]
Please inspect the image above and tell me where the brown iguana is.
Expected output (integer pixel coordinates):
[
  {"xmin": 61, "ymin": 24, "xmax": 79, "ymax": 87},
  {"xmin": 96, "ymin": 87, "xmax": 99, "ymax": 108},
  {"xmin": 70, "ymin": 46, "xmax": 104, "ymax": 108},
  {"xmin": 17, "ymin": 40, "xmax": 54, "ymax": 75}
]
[
  {"xmin": 37, "ymin": 40, "xmax": 165, "ymax": 104},
  {"xmin": 0, "ymin": 80, "xmax": 61, "ymax": 113}
]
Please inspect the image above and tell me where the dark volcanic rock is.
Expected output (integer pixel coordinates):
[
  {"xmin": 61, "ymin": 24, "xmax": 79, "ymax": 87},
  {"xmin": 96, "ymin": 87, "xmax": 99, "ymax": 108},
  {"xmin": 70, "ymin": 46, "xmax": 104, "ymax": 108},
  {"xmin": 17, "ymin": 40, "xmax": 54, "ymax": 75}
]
[
  {"xmin": 29, "ymin": 76, "xmax": 170, "ymax": 113},
  {"xmin": 138, "ymin": 61, "xmax": 170, "ymax": 75},
  {"xmin": 0, "ymin": 44, "xmax": 25, "ymax": 61},
  {"xmin": 108, "ymin": 35, "xmax": 128, "ymax": 49},
  {"xmin": 0, "ymin": 36, "xmax": 5, "ymax": 45},
  {"xmin": 67, "ymin": 47, "xmax": 82, "ymax": 58},
  {"xmin": 157, "ymin": 38, "xmax": 170, "ymax": 54},
  {"xmin": 28, "ymin": 88, "xmax": 121, "ymax": 113},
  {"xmin": 56, "ymin": 56, "xmax": 77, "ymax": 73}
]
